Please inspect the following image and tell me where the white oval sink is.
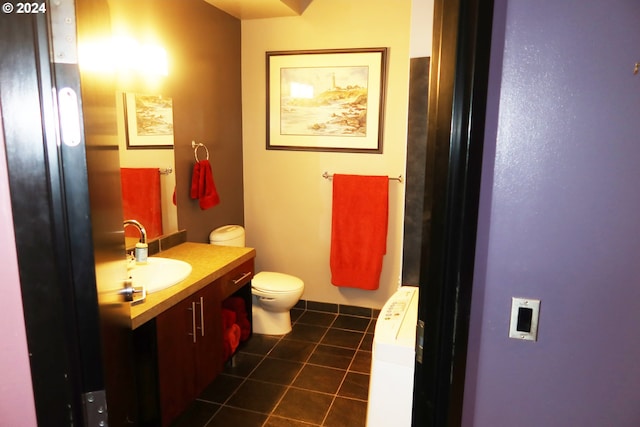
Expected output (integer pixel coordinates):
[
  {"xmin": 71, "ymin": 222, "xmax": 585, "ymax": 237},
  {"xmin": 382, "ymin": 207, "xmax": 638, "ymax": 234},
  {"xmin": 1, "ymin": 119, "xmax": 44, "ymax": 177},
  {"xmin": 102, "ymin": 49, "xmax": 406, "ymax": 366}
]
[{"xmin": 129, "ymin": 257, "xmax": 192, "ymax": 294}]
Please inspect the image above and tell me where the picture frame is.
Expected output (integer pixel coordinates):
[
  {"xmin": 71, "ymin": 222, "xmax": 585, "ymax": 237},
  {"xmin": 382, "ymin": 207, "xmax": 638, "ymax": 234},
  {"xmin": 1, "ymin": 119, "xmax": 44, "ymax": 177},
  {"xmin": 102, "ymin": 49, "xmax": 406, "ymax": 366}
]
[
  {"xmin": 266, "ymin": 48, "xmax": 388, "ymax": 153},
  {"xmin": 124, "ymin": 92, "xmax": 174, "ymax": 149}
]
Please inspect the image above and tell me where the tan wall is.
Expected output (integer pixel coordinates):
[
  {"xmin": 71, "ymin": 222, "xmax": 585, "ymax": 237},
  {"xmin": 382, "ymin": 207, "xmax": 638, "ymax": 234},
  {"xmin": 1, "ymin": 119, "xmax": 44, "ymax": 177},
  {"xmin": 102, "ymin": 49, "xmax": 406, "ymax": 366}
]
[{"xmin": 241, "ymin": 0, "xmax": 412, "ymax": 309}]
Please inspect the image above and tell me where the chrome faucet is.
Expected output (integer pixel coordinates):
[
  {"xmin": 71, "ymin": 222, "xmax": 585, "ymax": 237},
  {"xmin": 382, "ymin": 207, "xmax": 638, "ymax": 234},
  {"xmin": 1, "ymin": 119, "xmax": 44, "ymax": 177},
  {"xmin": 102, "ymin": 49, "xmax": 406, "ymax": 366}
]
[
  {"xmin": 123, "ymin": 219, "xmax": 147, "ymax": 244},
  {"xmin": 124, "ymin": 219, "xmax": 148, "ymax": 263}
]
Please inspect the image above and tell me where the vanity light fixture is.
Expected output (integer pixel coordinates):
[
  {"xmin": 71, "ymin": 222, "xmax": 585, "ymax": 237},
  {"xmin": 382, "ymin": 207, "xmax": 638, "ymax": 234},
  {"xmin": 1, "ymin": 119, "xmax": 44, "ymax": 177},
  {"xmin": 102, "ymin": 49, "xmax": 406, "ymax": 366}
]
[{"xmin": 79, "ymin": 36, "xmax": 168, "ymax": 76}]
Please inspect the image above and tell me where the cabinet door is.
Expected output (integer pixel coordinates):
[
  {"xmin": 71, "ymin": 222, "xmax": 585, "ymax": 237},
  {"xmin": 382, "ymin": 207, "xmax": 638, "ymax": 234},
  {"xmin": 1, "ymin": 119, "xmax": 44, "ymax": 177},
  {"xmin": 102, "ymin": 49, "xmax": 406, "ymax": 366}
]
[
  {"xmin": 193, "ymin": 283, "xmax": 223, "ymax": 394},
  {"xmin": 156, "ymin": 297, "xmax": 198, "ymax": 426}
]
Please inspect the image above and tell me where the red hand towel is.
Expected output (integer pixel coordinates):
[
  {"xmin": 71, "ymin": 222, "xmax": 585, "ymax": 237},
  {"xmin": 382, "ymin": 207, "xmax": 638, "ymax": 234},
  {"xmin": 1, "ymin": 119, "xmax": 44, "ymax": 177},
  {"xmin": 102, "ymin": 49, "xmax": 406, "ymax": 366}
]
[
  {"xmin": 223, "ymin": 297, "xmax": 251, "ymax": 341},
  {"xmin": 190, "ymin": 159, "xmax": 220, "ymax": 210},
  {"xmin": 190, "ymin": 162, "xmax": 201, "ymax": 200},
  {"xmin": 120, "ymin": 168, "xmax": 163, "ymax": 239},
  {"xmin": 330, "ymin": 174, "xmax": 388, "ymax": 290},
  {"xmin": 237, "ymin": 316, "xmax": 251, "ymax": 342},
  {"xmin": 222, "ymin": 309, "xmax": 239, "ymax": 361},
  {"xmin": 223, "ymin": 297, "xmax": 246, "ymax": 315},
  {"xmin": 227, "ymin": 323, "xmax": 241, "ymax": 354},
  {"xmin": 222, "ymin": 308, "xmax": 237, "ymax": 329}
]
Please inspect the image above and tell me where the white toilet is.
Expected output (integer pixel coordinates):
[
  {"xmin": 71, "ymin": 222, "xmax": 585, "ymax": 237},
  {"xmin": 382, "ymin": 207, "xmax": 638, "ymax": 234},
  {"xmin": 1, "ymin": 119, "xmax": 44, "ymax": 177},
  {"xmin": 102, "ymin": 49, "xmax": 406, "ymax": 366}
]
[{"xmin": 209, "ymin": 225, "xmax": 304, "ymax": 335}]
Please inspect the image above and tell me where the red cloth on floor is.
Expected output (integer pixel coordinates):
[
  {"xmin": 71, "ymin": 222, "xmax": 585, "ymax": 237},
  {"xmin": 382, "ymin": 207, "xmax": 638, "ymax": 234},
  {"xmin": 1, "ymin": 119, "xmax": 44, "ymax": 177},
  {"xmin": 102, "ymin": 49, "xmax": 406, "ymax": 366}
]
[
  {"xmin": 120, "ymin": 168, "xmax": 163, "ymax": 239},
  {"xmin": 223, "ymin": 297, "xmax": 251, "ymax": 341},
  {"xmin": 330, "ymin": 174, "xmax": 388, "ymax": 290},
  {"xmin": 190, "ymin": 159, "xmax": 220, "ymax": 210}
]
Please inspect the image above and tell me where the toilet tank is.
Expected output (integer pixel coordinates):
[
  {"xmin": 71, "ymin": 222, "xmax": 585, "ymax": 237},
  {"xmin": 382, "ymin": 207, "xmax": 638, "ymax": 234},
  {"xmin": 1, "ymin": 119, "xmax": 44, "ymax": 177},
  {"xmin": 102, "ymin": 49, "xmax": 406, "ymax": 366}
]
[{"xmin": 209, "ymin": 225, "xmax": 245, "ymax": 247}]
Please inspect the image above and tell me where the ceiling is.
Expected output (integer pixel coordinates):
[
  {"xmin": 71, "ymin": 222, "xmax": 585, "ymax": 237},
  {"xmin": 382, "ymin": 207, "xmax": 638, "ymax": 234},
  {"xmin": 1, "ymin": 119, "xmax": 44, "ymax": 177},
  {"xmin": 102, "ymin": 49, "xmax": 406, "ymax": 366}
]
[{"xmin": 204, "ymin": 0, "xmax": 313, "ymax": 20}]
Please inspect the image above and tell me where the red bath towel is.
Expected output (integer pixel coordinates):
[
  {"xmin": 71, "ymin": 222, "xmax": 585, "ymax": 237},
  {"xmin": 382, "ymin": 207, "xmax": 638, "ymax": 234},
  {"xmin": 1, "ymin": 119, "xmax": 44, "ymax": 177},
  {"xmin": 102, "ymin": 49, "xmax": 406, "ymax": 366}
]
[
  {"xmin": 120, "ymin": 168, "xmax": 163, "ymax": 239},
  {"xmin": 330, "ymin": 174, "xmax": 388, "ymax": 290},
  {"xmin": 190, "ymin": 159, "xmax": 220, "ymax": 210}
]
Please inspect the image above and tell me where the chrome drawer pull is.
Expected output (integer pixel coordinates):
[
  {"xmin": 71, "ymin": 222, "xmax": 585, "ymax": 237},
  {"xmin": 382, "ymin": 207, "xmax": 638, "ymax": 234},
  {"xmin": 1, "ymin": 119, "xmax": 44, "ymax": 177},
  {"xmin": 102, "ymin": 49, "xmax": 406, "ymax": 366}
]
[{"xmin": 232, "ymin": 271, "xmax": 252, "ymax": 285}]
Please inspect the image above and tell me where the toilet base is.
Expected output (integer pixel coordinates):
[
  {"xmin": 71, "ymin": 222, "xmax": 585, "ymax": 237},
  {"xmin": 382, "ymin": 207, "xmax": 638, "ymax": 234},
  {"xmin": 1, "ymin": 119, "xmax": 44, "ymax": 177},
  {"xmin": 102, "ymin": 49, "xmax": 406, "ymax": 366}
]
[{"xmin": 252, "ymin": 305, "xmax": 292, "ymax": 335}]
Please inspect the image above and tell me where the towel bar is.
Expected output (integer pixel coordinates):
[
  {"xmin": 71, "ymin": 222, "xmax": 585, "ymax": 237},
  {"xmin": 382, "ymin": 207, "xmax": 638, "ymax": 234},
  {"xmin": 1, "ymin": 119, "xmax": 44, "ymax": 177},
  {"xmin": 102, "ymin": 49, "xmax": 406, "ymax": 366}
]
[{"xmin": 322, "ymin": 171, "xmax": 403, "ymax": 183}]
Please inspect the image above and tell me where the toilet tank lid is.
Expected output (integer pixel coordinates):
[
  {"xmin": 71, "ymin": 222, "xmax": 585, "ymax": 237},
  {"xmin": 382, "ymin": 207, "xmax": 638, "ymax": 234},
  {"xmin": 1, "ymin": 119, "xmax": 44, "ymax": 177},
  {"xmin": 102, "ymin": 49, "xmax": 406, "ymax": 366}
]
[
  {"xmin": 209, "ymin": 225, "xmax": 244, "ymax": 241},
  {"xmin": 253, "ymin": 271, "xmax": 304, "ymax": 292}
]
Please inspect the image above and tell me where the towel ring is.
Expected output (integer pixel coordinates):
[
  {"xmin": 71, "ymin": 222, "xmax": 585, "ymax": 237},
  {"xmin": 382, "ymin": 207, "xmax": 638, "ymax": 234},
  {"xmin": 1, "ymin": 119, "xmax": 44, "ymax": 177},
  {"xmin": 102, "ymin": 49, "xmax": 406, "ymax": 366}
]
[{"xmin": 192, "ymin": 140, "xmax": 209, "ymax": 162}]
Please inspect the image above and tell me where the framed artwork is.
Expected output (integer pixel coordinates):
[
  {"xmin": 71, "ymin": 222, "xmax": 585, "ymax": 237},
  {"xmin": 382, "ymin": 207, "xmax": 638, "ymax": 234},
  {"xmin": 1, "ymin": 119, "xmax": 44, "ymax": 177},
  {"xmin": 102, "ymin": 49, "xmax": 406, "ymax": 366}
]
[
  {"xmin": 124, "ymin": 93, "xmax": 174, "ymax": 149},
  {"xmin": 266, "ymin": 48, "xmax": 388, "ymax": 153}
]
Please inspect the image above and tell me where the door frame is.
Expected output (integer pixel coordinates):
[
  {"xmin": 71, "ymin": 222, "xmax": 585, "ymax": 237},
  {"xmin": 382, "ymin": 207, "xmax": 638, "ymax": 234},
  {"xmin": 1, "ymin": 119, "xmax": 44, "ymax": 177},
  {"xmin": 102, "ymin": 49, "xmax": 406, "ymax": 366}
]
[
  {"xmin": 414, "ymin": 0, "xmax": 495, "ymax": 425},
  {"xmin": 0, "ymin": 11, "xmax": 105, "ymax": 425}
]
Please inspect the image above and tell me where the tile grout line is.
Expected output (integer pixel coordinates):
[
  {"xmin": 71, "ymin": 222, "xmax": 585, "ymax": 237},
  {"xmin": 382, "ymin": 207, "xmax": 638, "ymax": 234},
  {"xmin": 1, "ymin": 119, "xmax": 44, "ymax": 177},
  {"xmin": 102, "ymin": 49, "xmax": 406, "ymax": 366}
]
[
  {"xmin": 320, "ymin": 317, "xmax": 372, "ymax": 426},
  {"xmin": 198, "ymin": 331, "xmax": 288, "ymax": 427},
  {"xmin": 261, "ymin": 309, "xmax": 336, "ymax": 426},
  {"xmin": 197, "ymin": 335, "xmax": 279, "ymax": 426},
  {"xmin": 194, "ymin": 308, "xmax": 371, "ymax": 426}
]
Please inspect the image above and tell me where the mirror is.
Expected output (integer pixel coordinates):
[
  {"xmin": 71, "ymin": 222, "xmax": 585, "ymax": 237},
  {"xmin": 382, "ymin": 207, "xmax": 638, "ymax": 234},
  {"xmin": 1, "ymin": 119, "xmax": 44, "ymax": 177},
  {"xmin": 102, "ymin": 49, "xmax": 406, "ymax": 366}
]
[
  {"xmin": 77, "ymin": 24, "xmax": 178, "ymax": 246},
  {"xmin": 116, "ymin": 91, "xmax": 178, "ymax": 242}
]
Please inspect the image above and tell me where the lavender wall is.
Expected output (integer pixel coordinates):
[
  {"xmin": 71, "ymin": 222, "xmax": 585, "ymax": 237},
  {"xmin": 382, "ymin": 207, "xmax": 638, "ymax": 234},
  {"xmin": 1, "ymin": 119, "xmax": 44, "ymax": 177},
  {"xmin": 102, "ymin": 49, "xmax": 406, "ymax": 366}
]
[
  {"xmin": 463, "ymin": 1, "xmax": 640, "ymax": 426},
  {"xmin": 0, "ymin": 131, "xmax": 37, "ymax": 426}
]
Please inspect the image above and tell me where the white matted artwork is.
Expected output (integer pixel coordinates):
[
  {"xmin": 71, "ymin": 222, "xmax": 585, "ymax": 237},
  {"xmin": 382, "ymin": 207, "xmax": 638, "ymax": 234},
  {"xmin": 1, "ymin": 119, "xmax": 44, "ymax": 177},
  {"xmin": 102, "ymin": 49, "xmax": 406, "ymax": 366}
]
[
  {"xmin": 124, "ymin": 93, "xmax": 174, "ymax": 149},
  {"xmin": 266, "ymin": 48, "xmax": 388, "ymax": 153}
]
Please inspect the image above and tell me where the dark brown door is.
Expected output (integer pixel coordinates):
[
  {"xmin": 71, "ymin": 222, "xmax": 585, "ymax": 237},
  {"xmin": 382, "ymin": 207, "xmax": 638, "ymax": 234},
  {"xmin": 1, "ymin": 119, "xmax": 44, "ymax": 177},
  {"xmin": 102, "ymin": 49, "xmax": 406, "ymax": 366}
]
[
  {"xmin": 413, "ymin": 0, "xmax": 494, "ymax": 426},
  {"xmin": 1, "ymin": 2, "xmax": 137, "ymax": 425}
]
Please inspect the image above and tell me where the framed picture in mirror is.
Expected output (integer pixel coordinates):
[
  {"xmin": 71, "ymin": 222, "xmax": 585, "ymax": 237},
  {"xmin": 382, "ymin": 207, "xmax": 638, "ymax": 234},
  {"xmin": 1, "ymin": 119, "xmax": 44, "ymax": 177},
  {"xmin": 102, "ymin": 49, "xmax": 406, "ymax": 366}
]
[
  {"xmin": 124, "ymin": 92, "xmax": 174, "ymax": 149},
  {"xmin": 266, "ymin": 47, "xmax": 388, "ymax": 153}
]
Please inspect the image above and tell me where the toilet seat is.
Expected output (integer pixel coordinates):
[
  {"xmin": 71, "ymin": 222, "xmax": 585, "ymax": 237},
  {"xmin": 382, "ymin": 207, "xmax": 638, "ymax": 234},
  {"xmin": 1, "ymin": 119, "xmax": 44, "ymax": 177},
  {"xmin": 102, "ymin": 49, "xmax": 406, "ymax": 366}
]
[{"xmin": 252, "ymin": 271, "xmax": 303, "ymax": 293}]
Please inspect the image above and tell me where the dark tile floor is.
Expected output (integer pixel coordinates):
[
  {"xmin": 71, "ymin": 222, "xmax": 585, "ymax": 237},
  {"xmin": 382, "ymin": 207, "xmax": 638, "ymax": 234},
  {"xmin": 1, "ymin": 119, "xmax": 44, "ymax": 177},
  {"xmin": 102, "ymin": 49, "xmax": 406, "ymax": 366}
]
[{"xmin": 171, "ymin": 308, "xmax": 375, "ymax": 427}]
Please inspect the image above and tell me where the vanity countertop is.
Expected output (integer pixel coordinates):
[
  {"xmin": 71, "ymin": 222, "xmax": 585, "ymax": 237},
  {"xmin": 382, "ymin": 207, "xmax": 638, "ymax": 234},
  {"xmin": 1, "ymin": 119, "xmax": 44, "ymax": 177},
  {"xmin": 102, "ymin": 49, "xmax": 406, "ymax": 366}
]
[{"xmin": 129, "ymin": 242, "xmax": 256, "ymax": 329}]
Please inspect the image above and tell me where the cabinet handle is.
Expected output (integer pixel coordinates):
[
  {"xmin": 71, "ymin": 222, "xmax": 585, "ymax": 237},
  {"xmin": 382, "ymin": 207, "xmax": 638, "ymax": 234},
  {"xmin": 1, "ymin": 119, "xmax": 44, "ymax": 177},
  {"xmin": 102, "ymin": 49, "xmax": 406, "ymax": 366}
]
[
  {"xmin": 188, "ymin": 301, "xmax": 197, "ymax": 343},
  {"xmin": 232, "ymin": 271, "xmax": 252, "ymax": 285},
  {"xmin": 199, "ymin": 296, "xmax": 205, "ymax": 337}
]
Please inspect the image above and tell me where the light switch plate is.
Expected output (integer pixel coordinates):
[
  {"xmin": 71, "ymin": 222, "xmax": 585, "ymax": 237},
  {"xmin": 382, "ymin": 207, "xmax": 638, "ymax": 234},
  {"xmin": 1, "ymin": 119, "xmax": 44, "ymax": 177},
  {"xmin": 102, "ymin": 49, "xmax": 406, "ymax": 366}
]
[{"xmin": 509, "ymin": 297, "xmax": 540, "ymax": 341}]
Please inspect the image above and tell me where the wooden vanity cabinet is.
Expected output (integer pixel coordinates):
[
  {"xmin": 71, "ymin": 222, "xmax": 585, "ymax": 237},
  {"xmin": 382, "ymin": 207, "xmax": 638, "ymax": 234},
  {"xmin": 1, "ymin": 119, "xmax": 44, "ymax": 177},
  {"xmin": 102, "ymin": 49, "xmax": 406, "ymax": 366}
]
[
  {"xmin": 155, "ymin": 283, "xmax": 221, "ymax": 426},
  {"xmin": 153, "ymin": 258, "xmax": 255, "ymax": 426}
]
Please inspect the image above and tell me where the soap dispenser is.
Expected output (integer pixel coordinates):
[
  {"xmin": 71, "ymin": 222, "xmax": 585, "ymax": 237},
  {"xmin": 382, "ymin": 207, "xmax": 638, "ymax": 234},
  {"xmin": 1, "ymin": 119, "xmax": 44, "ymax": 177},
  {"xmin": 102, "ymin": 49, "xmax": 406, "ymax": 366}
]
[{"xmin": 134, "ymin": 241, "xmax": 148, "ymax": 264}]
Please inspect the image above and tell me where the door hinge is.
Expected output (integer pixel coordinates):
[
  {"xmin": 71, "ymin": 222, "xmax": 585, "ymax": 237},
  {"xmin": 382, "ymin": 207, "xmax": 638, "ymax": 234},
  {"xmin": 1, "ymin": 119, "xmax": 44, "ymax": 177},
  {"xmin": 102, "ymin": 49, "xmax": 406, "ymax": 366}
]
[
  {"xmin": 82, "ymin": 390, "xmax": 108, "ymax": 426},
  {"xmin": 49, "ymin": 0, "xmax": 78, "ymax": 64},
  {"xmin": 416, "ymin": 319, "xmax": 425, "ymax": 364}
]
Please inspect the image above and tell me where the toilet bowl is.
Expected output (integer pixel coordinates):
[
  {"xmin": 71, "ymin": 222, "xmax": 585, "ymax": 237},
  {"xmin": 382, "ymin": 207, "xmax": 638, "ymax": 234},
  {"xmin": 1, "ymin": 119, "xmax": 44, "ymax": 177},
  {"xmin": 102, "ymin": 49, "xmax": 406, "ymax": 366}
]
[
  {"xmin": 209, "ymin": 225, "xmax": 304, "ymax": 335},
  {"xmin": 251, "ymin": 271, "xmax": 304, "ymax": 335}
]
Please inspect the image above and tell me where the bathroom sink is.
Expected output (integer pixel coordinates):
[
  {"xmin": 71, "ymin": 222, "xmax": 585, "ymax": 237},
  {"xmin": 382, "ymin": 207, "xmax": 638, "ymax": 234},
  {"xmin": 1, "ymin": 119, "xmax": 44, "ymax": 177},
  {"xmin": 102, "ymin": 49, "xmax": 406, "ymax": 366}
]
[{"xmin": 128, "ymin": 257, "xmax": 193, "ymax": 294}]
